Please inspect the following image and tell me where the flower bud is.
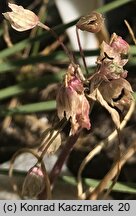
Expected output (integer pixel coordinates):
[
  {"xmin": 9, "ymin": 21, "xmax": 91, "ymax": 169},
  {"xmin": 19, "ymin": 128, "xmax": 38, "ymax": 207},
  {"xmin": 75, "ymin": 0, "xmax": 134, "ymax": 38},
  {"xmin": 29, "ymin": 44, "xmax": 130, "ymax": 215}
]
[
  {"xmin": 22, "ymin": 165, "xmax": 45, "ymax": 199},
  {"xmin": 3, "ymin": 3, "xmax": 39, "ymax": 32}
]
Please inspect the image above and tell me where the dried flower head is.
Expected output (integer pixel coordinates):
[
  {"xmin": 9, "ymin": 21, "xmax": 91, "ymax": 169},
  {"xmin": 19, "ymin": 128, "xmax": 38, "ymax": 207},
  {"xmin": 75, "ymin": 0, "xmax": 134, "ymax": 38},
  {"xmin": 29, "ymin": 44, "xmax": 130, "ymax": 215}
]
[
  {"xmin": 87, "ymin": 32, "xmax": 133, "ymax": 128},
  {"xmin": 56, "ymin": 64, "xmax": 91, "ymax": 134},
  {"xmin": 76, "ymin": 11, "xmax": 104, "ymax": 33},
  {"xmin": 3, "ymin": 3, "xmax": 39, "ymax": 31},
  {"xmin": 97, "ymin": 33, "xmax": 129, "ymax": 80},
  {"xmin": 110, "ymin": 33, "xmax": 130, "ymax": 55}
]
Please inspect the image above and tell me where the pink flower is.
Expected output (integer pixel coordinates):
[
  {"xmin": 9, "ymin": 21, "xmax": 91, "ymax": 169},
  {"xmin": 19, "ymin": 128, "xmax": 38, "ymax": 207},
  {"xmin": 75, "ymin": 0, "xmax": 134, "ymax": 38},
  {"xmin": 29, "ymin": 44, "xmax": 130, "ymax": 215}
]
[
  {"xmin": 110, "ymin": 33, "xmax": 129, "ymax": 54},
  {"xmin": 56, "ymin": 64, "xmax": 91, "ymax": 134},
  {"xmin": 97, "ymin": 33, "xmax": 129, "ymax": 80}
]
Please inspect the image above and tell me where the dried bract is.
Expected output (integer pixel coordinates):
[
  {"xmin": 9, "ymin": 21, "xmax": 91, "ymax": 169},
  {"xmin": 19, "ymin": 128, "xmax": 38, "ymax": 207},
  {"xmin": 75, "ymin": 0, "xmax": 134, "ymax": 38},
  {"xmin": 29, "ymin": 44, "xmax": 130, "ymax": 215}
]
[
  {"xmin": 40, "ymin": 129, "xmax": 62, "ymax": 155},
  {"xmin": 98, "ymin": 78, "xmax": 133, "ymax": 111},
  {"xmin": 3, "ymin": 3, "xmax": 39, "ymax": 31},
  {"xmin": 87, "ymin": 86, "xmax": 120, "ymax": 128},
  {"xmin": 76, "ymin": 11, "xmax": 104, "ymax": 33}
]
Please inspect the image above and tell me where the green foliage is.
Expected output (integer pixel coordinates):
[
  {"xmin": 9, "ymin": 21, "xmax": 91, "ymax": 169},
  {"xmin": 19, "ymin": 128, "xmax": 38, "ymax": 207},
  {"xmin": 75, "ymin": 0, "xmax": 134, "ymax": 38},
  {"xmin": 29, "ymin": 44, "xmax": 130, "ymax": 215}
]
[{"xmin": 62, "ymin": 175, "xmax": 136, "ymax": 194}]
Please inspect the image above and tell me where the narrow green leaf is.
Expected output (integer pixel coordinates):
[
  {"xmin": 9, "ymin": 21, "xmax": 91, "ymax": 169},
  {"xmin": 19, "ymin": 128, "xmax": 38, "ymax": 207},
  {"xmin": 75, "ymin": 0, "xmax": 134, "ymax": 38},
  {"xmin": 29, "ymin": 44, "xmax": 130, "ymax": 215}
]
[
  {"xmin": 0, "ymin": 73, "xmax": 64, "ymax": 100},
  {"xmin": 85, "ymin": 178, "xmax": 136, "ymax": 194},
  {"xmin": 1, "ymin": 170, "xmax": 136, "ymax": 194},
  {"xmin": 0, "ymin": 49, "xmax": 99, "ymax": 74},
  {"xmin": 0, "ymin": 53, "xmax": 67, "ymax": 73},
  {"xmin": 0, "ymin": 168, "xmax": 26, "ymax": 177},
  {"xmin": 97, "ymin": 0, "xmax": 133, "ymax": 13},
  {"xmin": 0, "ymin": 100, "xmax": 56, "ymax": 116},
  {"xmin": 32, "ymin": 5, "xmax": 47, "ymax": 56},
  {"xmin": 129, "ymin": 58, "xmax": 136, "ymax": 66},
  {"xmin": 130, "ymin": 45, "xmax": 136, "ymax": 55},
  {"xmin": 62, "ymin": 176, "xmax": 136, "ymax": 194},
  {"xmin": 133, "ymin": 93, "xmax": 136, "ymax": 100},
  {"xmin": 62, "ymin": 175, "xmax": 77, "ymax": 186}
]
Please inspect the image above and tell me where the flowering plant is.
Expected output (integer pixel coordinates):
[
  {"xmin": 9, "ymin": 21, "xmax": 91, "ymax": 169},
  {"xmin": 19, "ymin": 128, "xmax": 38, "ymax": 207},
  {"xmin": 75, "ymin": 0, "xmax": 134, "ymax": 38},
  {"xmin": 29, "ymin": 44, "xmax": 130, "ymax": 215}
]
[{"xmin": 2, "ymin": 3, "xmax": 135, "ymax": 200}]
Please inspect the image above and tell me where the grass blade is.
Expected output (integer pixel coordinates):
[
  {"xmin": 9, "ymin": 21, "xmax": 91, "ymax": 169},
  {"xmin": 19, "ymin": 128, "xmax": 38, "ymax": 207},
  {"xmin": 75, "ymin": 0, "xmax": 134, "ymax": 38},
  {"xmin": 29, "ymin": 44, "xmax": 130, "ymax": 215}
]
[
  {"xmin": 0, "ymin": 100, "xmax": 56, "ymax": 116},
  {"xmin": 0, "ymin": 53, "xmax": 67, "ymax": 73},
  {"xmin": 62, "ymin": 175, "xmax": 136, "ymax": 194},
  {"xmin": 0, "ymin": 73, "xmax": 64, "ymax": 100}
]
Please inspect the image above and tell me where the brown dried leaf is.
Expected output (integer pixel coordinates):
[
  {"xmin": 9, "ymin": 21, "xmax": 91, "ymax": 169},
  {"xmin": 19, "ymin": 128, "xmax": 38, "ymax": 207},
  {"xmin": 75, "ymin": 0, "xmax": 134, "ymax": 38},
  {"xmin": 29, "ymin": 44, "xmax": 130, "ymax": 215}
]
[{"xmin": 96, "ymin": 89, "xmax": 120, "ymax": 128}]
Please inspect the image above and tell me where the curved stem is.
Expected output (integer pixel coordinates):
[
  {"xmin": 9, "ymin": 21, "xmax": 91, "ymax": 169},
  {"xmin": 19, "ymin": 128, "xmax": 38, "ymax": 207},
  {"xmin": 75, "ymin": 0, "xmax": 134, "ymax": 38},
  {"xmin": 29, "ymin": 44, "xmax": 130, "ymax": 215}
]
[
  {"xmin": 77, "ymin": 100, "xmax": 135, "ymax": 198},
  {"xmin": 88, "ymin": 140, "xmax": 136, "ymax": 200},
  {"xmin": 9, "ymin": 148, "xmax": 51, "ymax": 199}
]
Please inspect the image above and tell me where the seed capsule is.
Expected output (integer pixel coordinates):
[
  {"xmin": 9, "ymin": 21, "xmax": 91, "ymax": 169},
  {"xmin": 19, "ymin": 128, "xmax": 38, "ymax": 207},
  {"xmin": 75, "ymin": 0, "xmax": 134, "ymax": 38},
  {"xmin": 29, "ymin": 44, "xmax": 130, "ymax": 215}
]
[{"xmin": 76, "ymin": 11, "xmax": 104, "ymax": 33}]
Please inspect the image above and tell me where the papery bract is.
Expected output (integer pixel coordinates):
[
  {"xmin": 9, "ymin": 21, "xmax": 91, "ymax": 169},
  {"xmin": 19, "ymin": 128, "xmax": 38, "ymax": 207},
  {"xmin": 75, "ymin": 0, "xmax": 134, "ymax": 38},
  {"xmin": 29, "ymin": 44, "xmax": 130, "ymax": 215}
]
[
  {"xmin": 98, "ymin": 78, "xmax": 133, "ymax": 111},
  {"xmin": 40, "ymin": 129, "xmax": 62, "ymax": 155},
  {"xmin": 87, "ymin": 87, "xmax": 120, "ymax": 128}
]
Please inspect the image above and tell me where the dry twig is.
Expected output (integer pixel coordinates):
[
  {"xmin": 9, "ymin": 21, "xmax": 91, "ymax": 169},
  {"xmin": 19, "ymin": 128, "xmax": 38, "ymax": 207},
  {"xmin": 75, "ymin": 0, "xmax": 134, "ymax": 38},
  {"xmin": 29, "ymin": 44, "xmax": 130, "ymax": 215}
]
[
  {"xmin": 124, "ymin": 20, "xmax": 136, "ymax": 45},
  {"xmin": 88, "ymin": 140, "xmax": 136, "ymax": 199},
  {"xmin": 3, "ymin": 20, "xmax": 13, "ymax": 47}
]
